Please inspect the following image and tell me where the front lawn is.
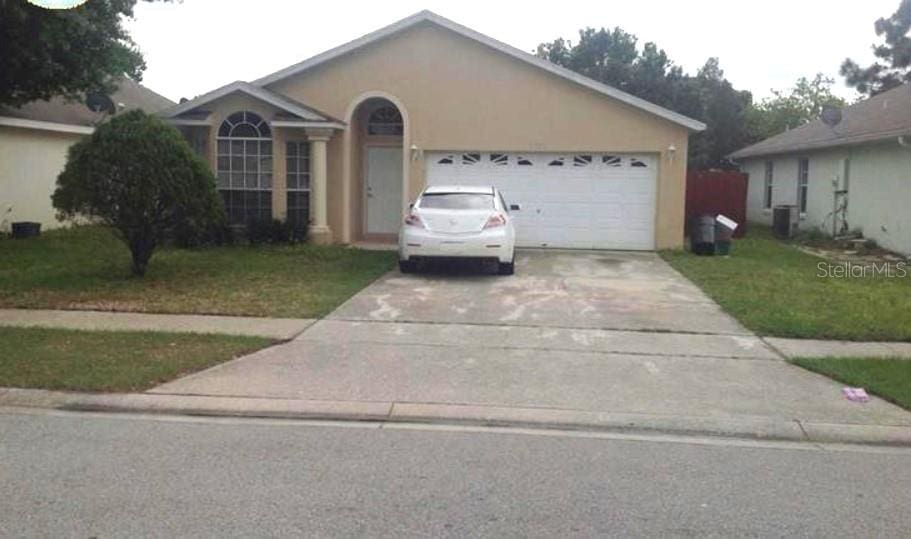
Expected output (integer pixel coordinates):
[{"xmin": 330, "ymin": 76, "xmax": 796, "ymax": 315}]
[
  {"xmin": 0, "ymin": 226, "xmax": 396, "ymax": 318},
  {"xmin": 660, "ymin": 228, "xmax": 911, "ymax": 341},
  {"xmin": 792, "ymin": 357, "xmax": 911, "ymax": 411},
  {"xmin": 0, "ymin": 326, "xmax": 271, "ymax": 392}
]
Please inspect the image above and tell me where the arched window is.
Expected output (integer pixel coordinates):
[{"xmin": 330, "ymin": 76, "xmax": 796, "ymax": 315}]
[
  {"xmin": 366, "ymin": 106, "xmax": 403, "ymax": 136},
  {"xmin": 216, "ymin": 111, "xmax": 273, "ymax": 224},
  {"xmin": 218, "ymin": 111, "xmax": 271, "ymax": 138}
]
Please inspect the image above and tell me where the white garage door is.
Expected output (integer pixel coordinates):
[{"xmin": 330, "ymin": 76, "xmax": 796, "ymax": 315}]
[{"xmin": 426, "ymin": 152, "xmax": 658, "ymax": 250}]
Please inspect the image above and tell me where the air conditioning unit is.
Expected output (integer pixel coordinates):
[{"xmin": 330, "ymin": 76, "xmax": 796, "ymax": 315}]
[{"xmin": 772, "ymin": 205, "xmax": 799, "ymax": 239}]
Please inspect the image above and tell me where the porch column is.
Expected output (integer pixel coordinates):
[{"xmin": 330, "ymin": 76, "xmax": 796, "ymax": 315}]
[{"xmin": 307, "ymin": 129, "xmax": 332, "ymax": 244}]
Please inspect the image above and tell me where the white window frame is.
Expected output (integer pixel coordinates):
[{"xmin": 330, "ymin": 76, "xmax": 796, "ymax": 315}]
[
  {"xmin": 763, "ymin": 160, "xmax": 774, "ymax": 210},
  {"xmin": 286, "ymin": 140, "xmax": 311, "ymax": 230},
  {"xmin": 797, "ymin": 157, "xmax": 809, "ymax": 215},
  {"xmin": 215, "ymin": 111, "xmax": 273, "ymax": 224},
  {"xmin": 366, "ymin": 106, "xmax": 403, "ymax": 136}
]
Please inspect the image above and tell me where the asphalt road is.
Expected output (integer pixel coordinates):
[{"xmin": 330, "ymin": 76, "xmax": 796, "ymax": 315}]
[{"xmin": 2, "ymin": 409, "xmax": 910, "ymax": 538}]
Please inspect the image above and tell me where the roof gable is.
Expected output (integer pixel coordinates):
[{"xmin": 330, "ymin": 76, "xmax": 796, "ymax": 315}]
[
  {"xmin": 731, "ymin": 83, "xmax": 911, "ymax": 159},
  {"xmin": 253, "ymin": 10, "xmax": 705, "ymax": 132},
  {"xmin": 160, "ymin": 81, "xmax": 344, "ymax": 127}
]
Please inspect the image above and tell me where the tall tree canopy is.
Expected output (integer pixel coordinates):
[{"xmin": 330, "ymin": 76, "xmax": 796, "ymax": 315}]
[
  {"xmin": 841, "ymin": 0, "xmax": 911, "ymax": 96},
  {"xmin": 536, "ymin": 29, "xmax": 752, "ymax": 169},
  {"xmin": 0, "ymin": 0, "xmax": 159, "ymax": 107},
  {"xmin": 747, "ymin": 74, "xmax": 847, "ymax": 141}
]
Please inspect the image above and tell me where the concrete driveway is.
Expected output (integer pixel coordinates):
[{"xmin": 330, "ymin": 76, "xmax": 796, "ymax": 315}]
[
  {"xmin": 329, "ymin": 251, "xmax": 748, "ymax": 334},
  {"xmin": 152, "ymin": 251, "xmax": 911, "ymax": 432}
]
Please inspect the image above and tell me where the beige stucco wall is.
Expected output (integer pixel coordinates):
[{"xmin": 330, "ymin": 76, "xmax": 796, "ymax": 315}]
[
  {"xmin": 266, "ymin": 22, "xmax": 691, "ymax": 248},
  {"xmin": 741, "ymin": 141, "xmax": 911, "ymax": 255},
  {"xmin": 0, "ymin": 125, "xmax": 84, "ymax": 230}
]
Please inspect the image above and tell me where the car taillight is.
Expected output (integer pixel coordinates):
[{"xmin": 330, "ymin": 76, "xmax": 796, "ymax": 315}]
[
  {"xmin": 404, "ymin": 212, "xmax": 424, "ymax": 228},
  {"xmin": 484, "ymin": 213, "xmax": 507, "ymax": 229}
]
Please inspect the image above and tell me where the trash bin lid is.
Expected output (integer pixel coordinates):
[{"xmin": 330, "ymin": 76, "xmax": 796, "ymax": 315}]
[{"xmin": 716, "ymin": 214, "xmax": 738, "ymax": 231}]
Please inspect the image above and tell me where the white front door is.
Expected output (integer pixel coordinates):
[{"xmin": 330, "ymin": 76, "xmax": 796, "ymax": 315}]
[
  {"xmin": 365, "ymin": 146, "xmax": 403, "ymax": 235},
  {"xmin": 426, "ymin": 152, "xmax": 658, "ymax": 250}
]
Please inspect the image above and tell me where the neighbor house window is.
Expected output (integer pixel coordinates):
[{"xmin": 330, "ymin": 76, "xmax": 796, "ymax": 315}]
[
  {"xmin": 842, "ymin": 157, "xmax": 851, "ymax": 193},
  {"xmin": 367, "ymin": 106, "xmax": 403, "ymax": 136},
  {"xmin": 797, "ymin": 157, "xmax": 809, "ymax": 214},
  {"xmin": 216, "ymin": 111, "xmax": 272, "ymax": 225},
  {"xmin": 763, "ymin": 160, "xmax": 774, "ymax": 209},
  {"xmin": 286, "ymin": 141, "xmax": 311, "ymax": 234}
]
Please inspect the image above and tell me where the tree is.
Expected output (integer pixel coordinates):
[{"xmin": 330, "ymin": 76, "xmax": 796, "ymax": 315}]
[
  {"xmin": 53, "ymin": 110, "xmax": 224, "ymax": 276},
  {"xmin": 536, "ymin": 27, "xmax": 679, "ymax": 105},
  {"xmin": 683, "ymin": 59, "xmax": 754, "ymax": 169},
  {"xmin": 747, "ymin": 74, "xmax": 847, "ymax": 140},
  {"xmin": 536, "ymin": 31, "xmax": 753, "ymax": 169},
  {"xmin": 0, "ymin": 0, "xmax": 161, "ymax": 107},
  {"xmin": 841, "ymin": 0, "xmax": 911, "ymax": 96}
]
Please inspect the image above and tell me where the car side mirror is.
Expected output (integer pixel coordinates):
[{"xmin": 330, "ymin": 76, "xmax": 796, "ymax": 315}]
[{"xmin": 509, "ymin": 204, "xmax": 521, "ymax": 211}]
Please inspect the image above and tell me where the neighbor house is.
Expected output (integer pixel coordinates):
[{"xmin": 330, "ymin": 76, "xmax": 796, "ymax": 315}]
[
  {"xmin": 730, "ymin": 83, "xmax": 911, "ymax": 255},
  {"xmin": 159, "ymin": 10, "xmax": 705, "ymax": 250},
  {"xmin": 0, "ymin": 79, "xmax": 174, "ymax": 230}
]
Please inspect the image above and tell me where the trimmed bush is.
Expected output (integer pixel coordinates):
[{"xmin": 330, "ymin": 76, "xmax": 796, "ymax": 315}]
[
  {"xmin": 52, "ymin": 110, "xmax": 224, "ymax": 275},
  {"xmin": 246, "ymin": 219, "xmax": 307, "ymax": 245}
]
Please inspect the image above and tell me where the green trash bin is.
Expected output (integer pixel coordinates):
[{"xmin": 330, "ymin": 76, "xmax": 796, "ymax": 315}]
[{"xmin": 714, "ymin": 215, "xmax": 738, "ymax": 255}]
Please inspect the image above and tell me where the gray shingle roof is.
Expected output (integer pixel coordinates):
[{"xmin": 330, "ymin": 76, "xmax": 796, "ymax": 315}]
[
  {"xmin": 0, "ymin": 78, "xmax": 174, "ymax": 127},
  {"xmin": 730, "ymin": 83, "xmax": 911, "ymax": 159}
]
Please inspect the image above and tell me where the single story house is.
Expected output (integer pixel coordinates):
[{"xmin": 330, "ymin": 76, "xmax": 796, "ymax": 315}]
[
  {"xmin": 0, "ymin": 79, "xmax": 174, "ymax": 230},
  {"xmin": 730, "ymin": 83, "xmax": 911, "ymax": 255},
  {"xmin": 160, "ymin": 10, "xmax": 705, "ymax": 250}
]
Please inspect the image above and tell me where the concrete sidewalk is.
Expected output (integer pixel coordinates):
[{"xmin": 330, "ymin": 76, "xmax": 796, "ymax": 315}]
[
  {"xmin": 0, "ymin": 309, "xmax": 314, "ymax": 340},
  {"xmin": 765, "ymin": 337, "xmax": 911, "ymax": 359}
]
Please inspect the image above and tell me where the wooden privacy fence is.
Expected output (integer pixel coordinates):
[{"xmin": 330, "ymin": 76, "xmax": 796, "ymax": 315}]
[{"xmin": 685, "ymin": 170, "xmax": 748, "ymax": 238}]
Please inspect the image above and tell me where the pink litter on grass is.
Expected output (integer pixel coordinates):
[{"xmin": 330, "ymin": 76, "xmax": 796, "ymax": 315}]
[{"xmin": 842, "ymin": 387, "xmax": 870, "ymax": 403}]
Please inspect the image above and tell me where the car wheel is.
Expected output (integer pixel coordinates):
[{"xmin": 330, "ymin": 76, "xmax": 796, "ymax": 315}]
[
  {"xmin": 497, "ymin": 260, "xmax": 515, "ymax": 275},
  {"xmin": 399, "ymin": 260, "xmax": 418, "ymax": 273}
]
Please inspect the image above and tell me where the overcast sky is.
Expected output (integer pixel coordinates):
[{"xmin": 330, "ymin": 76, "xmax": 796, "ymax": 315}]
[{"xmin": 126, "ymin": 0, "xmax": 897, "ymax": 104}]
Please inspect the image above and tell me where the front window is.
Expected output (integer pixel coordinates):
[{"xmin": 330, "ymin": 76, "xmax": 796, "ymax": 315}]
[
  {"xmin": 216, "ymin": 111, "xmax": 272, "ymax": 225},
  {"xmin": 797, "ymin": 157, "xmax": 809, "ymax": 214},
  {"xmin": 286, "ymin": 141, "xmax": 310, "ymax": 234},
  {"xmin": 367, "ymin": 106, "xmax": 403, "ymax": 136},
  {"xmin": 763, "ymin": 160, "xmax": 774, "ymax": 210},
  {"xmin": 419, "ymin": 193, "xmax": 494, "ymax": 210}
]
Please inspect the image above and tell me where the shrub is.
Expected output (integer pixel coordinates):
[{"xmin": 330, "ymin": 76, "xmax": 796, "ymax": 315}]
[
  {"xmin": 52, "ymin": 110, "xmax": 224, "ymax": 275},
  {"xmin": 246, "ymin": 219, "xmax": 307, "ymax": 245},
  {"xmin": 794, "ymin": 226, "xmax": 830, "ymax": 246},
  {"xmin": 172, "ymin": 220, "xmax": 235, "ymax": 248}
]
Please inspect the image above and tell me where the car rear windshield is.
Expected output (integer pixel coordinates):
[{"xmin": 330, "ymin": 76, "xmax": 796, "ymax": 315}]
[{"xmin": 419, "ymin": 193, "xmax": 494, "ymax": 210}]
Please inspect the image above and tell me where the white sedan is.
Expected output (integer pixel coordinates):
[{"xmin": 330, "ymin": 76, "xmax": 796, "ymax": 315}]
[{"xmin": 398, "ymin": 185, "xmax": 517, "ymax": 275}]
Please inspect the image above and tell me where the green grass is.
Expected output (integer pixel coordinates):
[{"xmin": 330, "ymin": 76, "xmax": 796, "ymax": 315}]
[
  {"xmin": 660, "ymin": 227, "xmax": 911, "ymax": 341},
  {"xmin": 0, "ymin": 326, "xmax": 272, "ymax": 392},
  {"xmin": 792, "ymin": 357, "xmax": 911, "ymax": 411},
  {"xmin": 0, "ymin": 226, "xmax": 396, "ymax": 318}
]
